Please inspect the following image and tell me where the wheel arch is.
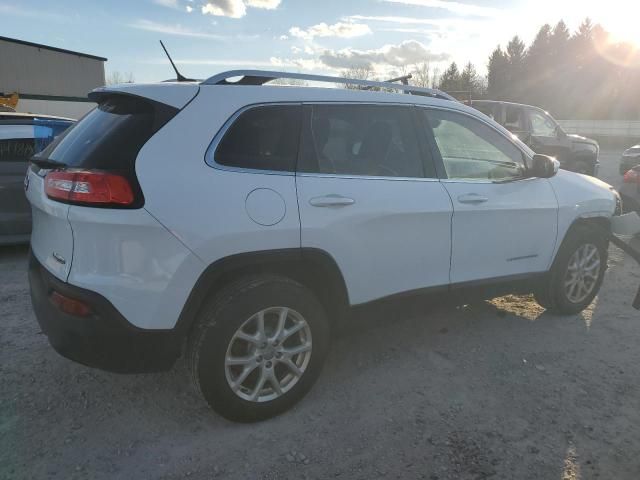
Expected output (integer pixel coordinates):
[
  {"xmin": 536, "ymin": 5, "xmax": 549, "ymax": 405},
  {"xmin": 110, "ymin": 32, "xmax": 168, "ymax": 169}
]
[
  {"xmin": 551, "ymin": 215, "xmax": 611, "ymax": 267},
  {"xmin": 174, "ymin": 248, "xmax": 350, "ymax": 337}
]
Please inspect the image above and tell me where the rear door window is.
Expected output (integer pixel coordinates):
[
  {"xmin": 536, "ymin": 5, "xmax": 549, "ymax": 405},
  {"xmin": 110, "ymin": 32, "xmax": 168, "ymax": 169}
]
[
  {"xmin": 504, "ymin": 105, "xmax": 527, "ymax": 134},
  {"xmin": 214, "ymin": 105, "xmax": 302, "ymax": 172},
  {"xmin": 473, "ymin": 102, "xmax": 499, "ymax": 121},
  {"xmin": 298, "ymin": 104, "xmax": 428, "ymax": 178}
]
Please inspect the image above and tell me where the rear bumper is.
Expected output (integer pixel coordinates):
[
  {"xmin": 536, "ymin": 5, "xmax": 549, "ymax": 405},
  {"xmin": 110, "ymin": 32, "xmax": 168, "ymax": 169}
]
[{"xmin": 28, "ymin": 251, "xmax": 181, "ymax": 373}]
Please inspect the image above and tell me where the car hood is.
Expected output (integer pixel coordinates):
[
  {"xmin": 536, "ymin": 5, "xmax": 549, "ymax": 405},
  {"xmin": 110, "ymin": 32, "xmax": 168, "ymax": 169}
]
[
  {"xmin": 567, "ymin": 134, "xmax": 598, "ymax": 146},
  {"xmin": 548, "ymin": 169, "xmax": 617, "ymax": 216},
  {"xmin": 623, "ymin": 145, "xmax": 640, "ymax": 156}
]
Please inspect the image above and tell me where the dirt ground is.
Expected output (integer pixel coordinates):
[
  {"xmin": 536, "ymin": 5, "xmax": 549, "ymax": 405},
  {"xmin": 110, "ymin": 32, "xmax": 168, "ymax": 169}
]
[{"xmin": 2, "ymin": 149, "xmax": 640, "ymax": 480}]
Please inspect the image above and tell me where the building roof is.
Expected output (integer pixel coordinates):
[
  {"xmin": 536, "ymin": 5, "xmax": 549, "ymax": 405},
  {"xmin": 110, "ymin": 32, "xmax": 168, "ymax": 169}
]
[{"xmin": 0, "ymin": 35, "xmax": 107, "ymax": 62}]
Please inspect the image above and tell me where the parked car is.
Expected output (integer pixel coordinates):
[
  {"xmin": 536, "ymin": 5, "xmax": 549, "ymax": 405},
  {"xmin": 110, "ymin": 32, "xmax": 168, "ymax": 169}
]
[
  {"xmin": 470, "ymin": 100, "xmax": 600, "ymax": 176},
  {"xmin": 620, "ymin": 165, "xmax": 640, "ymax": 213},
  {"xmin": 28, "ymin": 71, "xmax": 623, "ymax": 422},
  {"xmin": 0, "ymin": 113, "xmax": 73, "ymax": 245},
  {"xmin": 619, "ymin": 144, "xmax": 640, "ymax": 175}
]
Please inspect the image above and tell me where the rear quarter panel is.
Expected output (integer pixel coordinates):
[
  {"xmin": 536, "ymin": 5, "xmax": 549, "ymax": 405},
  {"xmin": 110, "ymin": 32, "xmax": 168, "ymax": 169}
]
[{"xmin": 67, "ymin": 206, "xmax": 204, "ymax": 329}]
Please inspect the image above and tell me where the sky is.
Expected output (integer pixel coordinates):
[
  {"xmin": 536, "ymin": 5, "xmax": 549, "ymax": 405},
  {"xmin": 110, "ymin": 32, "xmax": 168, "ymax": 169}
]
[{"xmin": 1, "ymin": 0, "xmax": 638, "ymax": 83}]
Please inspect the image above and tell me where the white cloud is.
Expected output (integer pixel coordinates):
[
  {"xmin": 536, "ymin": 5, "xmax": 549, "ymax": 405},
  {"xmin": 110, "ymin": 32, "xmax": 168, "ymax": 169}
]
[
  {"xmin": 270, "ymin": 57, "xmax": 326, "ymax": 71},
  {"xmin": 153, "ymin": 0, "xmax": 180, "ymax": 9},
  {"xmin": 279, "ymin": 34, "xmax": 289, "ymax": 40},
  {"xmin": 246, "ymin": 0, "xmax": 281, "ymax": 8},
  {"xmin": 383, "ymin": 0, "xmax": 499, "ymax": 17},
  {"xmin": 186, "ymin": 5, "xmax": 193, "ymax": 12},
  {"xmin": 289, "ymin": 22, "xmax": 372, "ymax": 40},
  {"xmin": 145, "ymin": 58, "xmax": 289, "ymax": 67},
  {"xmin": 129, "ymin": 19, "xmax": 225, "ymax": 39},
  {"xmin": 318, "ymin": 40, "xmax": 449, "ymax": 70},
  {"xmin": 345, "ymin": 15, "xmax": 444, "ymax": 25},
  {"xmin": 0, "ymin": 3, "xmax": 66, "ymax": 20},
  {"xmin": 201, "ymin": 0, "xmax": 280, "ymax": 18}
]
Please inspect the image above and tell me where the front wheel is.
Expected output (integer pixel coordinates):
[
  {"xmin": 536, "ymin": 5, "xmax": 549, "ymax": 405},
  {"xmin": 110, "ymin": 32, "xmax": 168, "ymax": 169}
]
[
  {"xmin": 188, "ymin": 275, "xmax": 330, "ymax": 422},
  {"xmin": 534, "ymin": 225, "xmax": 608, "ymax": 315}
]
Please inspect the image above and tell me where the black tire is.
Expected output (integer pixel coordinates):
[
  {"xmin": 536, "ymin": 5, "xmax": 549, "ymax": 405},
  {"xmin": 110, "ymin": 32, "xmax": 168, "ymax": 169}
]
[
  {"xmin": 188, "ymin": 275, "xmax": 330, "ymax": 422},
  {"xmin": 534, "ymin": 225, "xmax": 608, "ymax": 315}
]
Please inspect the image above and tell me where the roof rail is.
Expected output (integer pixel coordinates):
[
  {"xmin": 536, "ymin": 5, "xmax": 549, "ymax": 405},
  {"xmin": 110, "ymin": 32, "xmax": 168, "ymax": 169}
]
[{"xmin": 201, "ymin": 70, "xmax": 456, "ymax": 101}]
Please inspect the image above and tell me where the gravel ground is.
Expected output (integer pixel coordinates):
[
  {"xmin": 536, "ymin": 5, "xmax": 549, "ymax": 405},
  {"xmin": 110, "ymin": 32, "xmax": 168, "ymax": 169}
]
[{"xmin": 2, "ymin": 149, "xmax": 640, "ymax": 480}]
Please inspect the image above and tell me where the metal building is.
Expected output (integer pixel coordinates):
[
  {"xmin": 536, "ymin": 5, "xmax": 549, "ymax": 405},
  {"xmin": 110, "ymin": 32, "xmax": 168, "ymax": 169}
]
[{"xmin": 0, "ymin": 36, "xmax": 106, "ymax": 119}]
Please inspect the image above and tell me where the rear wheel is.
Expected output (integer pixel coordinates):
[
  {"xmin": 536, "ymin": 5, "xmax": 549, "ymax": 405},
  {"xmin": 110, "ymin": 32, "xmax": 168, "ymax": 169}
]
[
  {"xmin": 188, "ymin": 275, "xmax": 329, "ymax": 422},
  {"xmin": 534, "ymin": 225, "xmax": 608, "ymax": 315}
]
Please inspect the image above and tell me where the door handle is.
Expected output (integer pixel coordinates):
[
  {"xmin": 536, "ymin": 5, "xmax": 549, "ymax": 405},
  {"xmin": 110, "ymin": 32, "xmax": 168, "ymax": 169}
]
[
  {"xmin": 309, "ymin": 194, "xmax": 355, "ymax": 207},
  {"xmin": 457, "ymin": 194, "xmax": 489, "ymax": 204}
]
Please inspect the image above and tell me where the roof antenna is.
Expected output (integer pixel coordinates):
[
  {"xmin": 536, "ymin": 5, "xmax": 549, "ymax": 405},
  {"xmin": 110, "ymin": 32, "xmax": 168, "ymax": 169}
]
[{"xmin": 160, "ymin": 40, "xmax": 194, "ymax": 82}]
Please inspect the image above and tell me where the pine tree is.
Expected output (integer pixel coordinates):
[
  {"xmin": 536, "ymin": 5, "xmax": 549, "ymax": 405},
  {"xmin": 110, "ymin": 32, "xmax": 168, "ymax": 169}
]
[
  {"xmin": 523, "ymin": 24, "xmax": 552, "ymax": 106},
  {"xmin": 487, "ymin": 47, "xmax": 509, "ymax": 99},
  {"xmin": 460, "ymin": 62, "xmax": 481, "ymax": 96},
  {"xmin": 438, "ymin": 62, "xmax": 461, "ymax": 92},
  {"xmin": 506, "ymin": 36, "xmax": 527, "ymax": 100}
]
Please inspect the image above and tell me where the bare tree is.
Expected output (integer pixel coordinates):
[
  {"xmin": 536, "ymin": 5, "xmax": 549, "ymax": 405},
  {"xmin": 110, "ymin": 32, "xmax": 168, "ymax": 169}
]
[
  {"xmin": 269, "ymin": 77, "xmax": 308, "ymax": 86},
  {"xmin": 340, "ymin": 65, "xmax": 375, "ymax": 89},
  {"xmin": 411, "ymin": 62, "xmax": 432, "ymax": 88},
  {"xmin": 106, "ymin": 71, "xmax": 135, "ymax": 85},
  {"xmin": 430, "ymin": 66, "xmax": 441, "ymax": 91}
]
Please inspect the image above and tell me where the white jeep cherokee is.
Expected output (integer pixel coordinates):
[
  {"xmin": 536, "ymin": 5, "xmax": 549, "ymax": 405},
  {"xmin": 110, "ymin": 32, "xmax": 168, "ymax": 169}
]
[{"xmin": 27, "ymin": 70, "xmax": 621, "ymax": 421}]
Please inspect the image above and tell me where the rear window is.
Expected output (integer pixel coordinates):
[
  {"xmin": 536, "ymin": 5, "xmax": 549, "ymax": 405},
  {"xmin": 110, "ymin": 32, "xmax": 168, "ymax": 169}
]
[
  {"xmin": 1, "ymin": 121, "xmax": 72, "ymax": 163},
  {"xmin": 37, "ymin": 95, "xmax": 177, "ymax": 171},
  {"xmin": 0, "ymin": 135, "xmax": 35, "ymax": 163}
]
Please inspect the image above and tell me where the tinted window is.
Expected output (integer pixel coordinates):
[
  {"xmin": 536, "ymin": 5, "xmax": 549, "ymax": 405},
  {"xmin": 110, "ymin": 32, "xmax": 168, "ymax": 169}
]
[
  {"xmin": 423, "ymin": 109, "xmax": 526, "ymax": 181},
  {"xmin": 0, "ymin": 122, "xmax": 71, "ymax": 163},
  {"xmin": 299, "ymin": 104, "xmax": 426, "ymax": 178},
  {"xmin": 215, "ymin": 105, "xmax": 302, "ymax": 172},
  {"xmin": 0, "ymin": 133, "xmax": 35, "ymax": 162},
  {"xmin": 504, "ymin": 105, "xmax": 526, "ymax": 133},
  {"xmin": 37, "ymin": 95, "xmax": 176, "ymax": 171},
  {"xmin": 528, "ymin": 109, "xmax": 557, "ymax": 137},
  {"xmin": 473, "ymin": 102, "xmax": 498, "ymax": 121}
]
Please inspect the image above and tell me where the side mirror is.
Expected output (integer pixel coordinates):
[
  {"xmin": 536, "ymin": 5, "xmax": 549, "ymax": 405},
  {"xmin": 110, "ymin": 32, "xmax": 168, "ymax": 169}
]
[
  {"xmin": 555, "ymin": 125, "xmax": 567, "ymax": 139},
  {"xmin": 529, "ymin": 154, "xmax": 559, "ymax": 178}
]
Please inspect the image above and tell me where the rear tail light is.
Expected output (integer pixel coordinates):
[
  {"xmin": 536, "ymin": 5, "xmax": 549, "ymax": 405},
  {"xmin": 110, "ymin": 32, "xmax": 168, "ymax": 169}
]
[
  {"xmin": 45, "ymin": 170, "xmax": 134, "ymax": 206},
  {"xmin": 623, "ymin": 168, "xmax": 640, "ymax": 184},
  {"xmin": 50, "ymin": 291, "xmax": 91, "ymax": 317}
]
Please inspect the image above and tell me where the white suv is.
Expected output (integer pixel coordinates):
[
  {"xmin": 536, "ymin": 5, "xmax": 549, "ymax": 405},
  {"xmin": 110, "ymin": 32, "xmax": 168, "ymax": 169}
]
[{"xmin": 27, "ymin": 70, "xmax": 621, "ymax": 421}]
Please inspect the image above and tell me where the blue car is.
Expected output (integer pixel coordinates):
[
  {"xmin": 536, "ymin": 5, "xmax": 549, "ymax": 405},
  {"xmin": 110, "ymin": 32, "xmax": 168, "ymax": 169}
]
[{"xmin": 0, "ymin": 112, "xmax": 73, "ymax": 245}]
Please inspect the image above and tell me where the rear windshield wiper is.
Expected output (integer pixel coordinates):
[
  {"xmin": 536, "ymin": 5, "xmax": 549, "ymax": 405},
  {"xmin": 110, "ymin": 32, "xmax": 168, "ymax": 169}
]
[{"xmin": 30, "ymin": 157, "xmax": 66, "ymax": 169}]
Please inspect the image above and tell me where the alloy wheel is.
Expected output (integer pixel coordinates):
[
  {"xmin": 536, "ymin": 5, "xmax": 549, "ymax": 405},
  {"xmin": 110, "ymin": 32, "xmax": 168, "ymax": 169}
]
[
  {"xmin": 224, "ymin": 307, "xmax": 312, "ymax": 403},
  {"xmin": 563, "ymin": 243, "xmax": 601, "ymax": 304}
]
